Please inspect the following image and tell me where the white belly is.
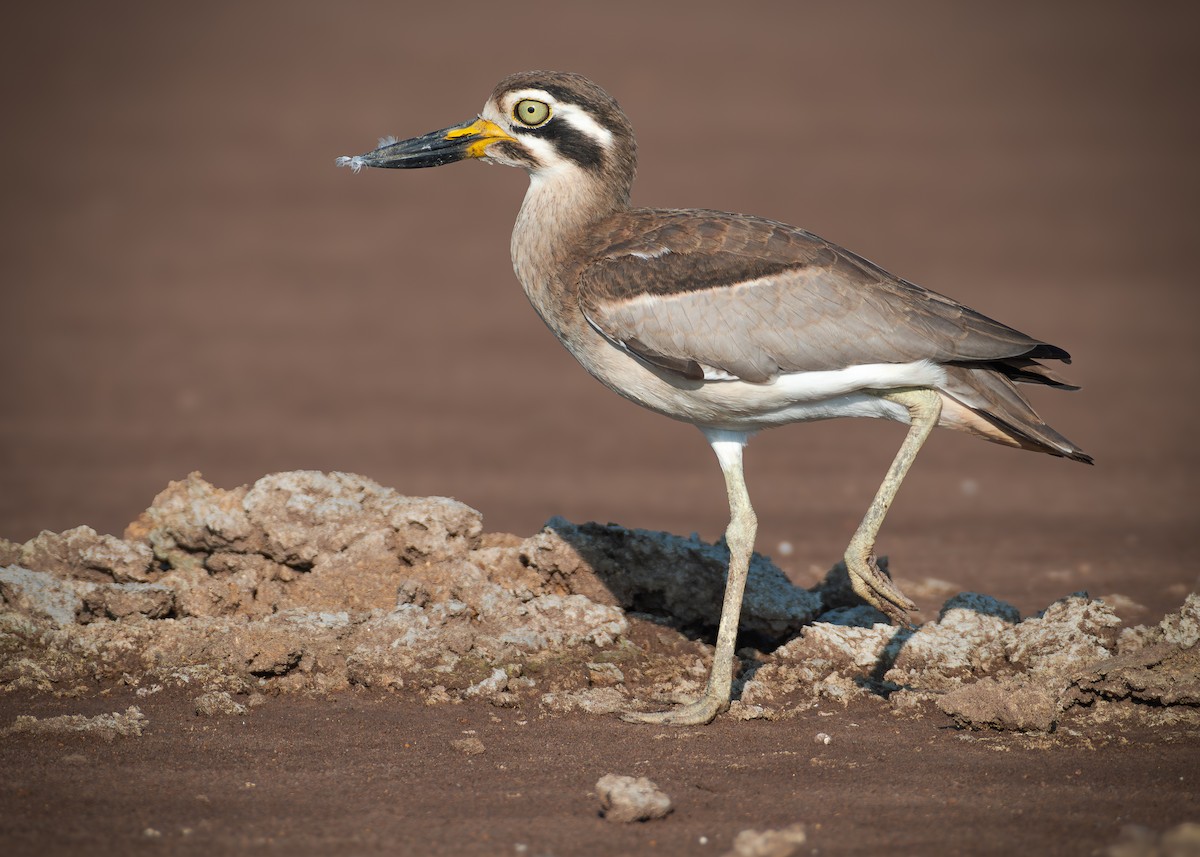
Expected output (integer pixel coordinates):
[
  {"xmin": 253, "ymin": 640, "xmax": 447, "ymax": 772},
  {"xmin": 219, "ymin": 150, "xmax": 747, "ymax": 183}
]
[{"xmin": 581, "ymin": 335, "xmax": 946, "ymax": 433}]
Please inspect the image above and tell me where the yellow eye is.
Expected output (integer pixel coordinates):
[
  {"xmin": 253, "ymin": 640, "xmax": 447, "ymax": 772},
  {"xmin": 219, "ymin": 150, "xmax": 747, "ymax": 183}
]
[{"xmin": 514, "ymin": 99, "xmax": 550, "ymax": 126}]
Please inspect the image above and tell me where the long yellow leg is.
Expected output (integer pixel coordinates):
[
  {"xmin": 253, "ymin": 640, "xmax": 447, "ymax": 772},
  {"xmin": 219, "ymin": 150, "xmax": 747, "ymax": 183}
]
[
  {"xmin": 844, "ymin": 388, "xmax": 942, "ymax": 624},
  {"xmin": 623, "ymin": 431, "xmax": 755, "ymax": 725}
]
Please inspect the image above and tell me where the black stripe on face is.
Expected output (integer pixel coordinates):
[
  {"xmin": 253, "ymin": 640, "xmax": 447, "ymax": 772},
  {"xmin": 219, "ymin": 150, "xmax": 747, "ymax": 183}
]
[
  {"xmin": 486, "ymin": 139, "xmax": 539, "ymax": 169},
  {"xmin": 512, "ymin": 116, "xmax": 605, "ymax": 171}
]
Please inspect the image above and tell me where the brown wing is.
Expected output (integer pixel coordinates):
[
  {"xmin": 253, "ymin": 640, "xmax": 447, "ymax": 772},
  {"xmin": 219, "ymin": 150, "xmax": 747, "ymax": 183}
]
[{"xmin": 572, "ymin": 209, "xmax": 1069, "ymax": 383}]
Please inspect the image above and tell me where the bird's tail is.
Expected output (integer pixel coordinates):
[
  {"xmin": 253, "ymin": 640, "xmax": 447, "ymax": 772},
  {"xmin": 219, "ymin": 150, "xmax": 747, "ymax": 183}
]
[{"xmin": 936, "ymin": 361, "xmax": 1093, "ymax": 464}]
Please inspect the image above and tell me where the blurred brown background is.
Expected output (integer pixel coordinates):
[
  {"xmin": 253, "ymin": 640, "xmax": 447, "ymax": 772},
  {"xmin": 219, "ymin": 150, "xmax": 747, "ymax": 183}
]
[{"xmin": 2, "ymin": 1, "xmax": 1197, "ymax": 617}]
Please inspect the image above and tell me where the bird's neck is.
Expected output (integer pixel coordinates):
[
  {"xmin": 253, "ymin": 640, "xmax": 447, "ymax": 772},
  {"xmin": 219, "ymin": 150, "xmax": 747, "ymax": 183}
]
[{"xmin": 511, "ymin": 167, "xmax": 628, "ymax": 323}]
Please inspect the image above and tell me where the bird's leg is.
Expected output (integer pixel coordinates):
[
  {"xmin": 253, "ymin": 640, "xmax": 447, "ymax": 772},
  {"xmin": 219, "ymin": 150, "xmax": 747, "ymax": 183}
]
[
  {"xmin": 844, "ymin": 387, "xmax": 943, "ymax": 624},
  {"xmin": 622, "ymin": 432, "xmax": 755, "ymax": 725}
]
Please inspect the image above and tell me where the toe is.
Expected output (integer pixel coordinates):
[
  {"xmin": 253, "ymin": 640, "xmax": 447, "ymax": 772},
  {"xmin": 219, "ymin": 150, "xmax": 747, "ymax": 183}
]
[{"xmin": 621, "ymin": 696, "xmax": 726, "ymax": 726}]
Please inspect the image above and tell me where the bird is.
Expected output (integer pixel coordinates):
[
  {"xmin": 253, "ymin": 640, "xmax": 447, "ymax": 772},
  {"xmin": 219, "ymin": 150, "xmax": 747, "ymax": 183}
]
[{"xmin": 336, "ymin": 71, "xmax": 1091, "ymax": 725}]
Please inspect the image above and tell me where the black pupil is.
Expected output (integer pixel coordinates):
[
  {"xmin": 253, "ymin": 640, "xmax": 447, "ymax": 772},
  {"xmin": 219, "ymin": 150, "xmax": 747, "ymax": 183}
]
[{"xmin": 525, "ymin": 106, "xmax": 535, "ymax": 113}]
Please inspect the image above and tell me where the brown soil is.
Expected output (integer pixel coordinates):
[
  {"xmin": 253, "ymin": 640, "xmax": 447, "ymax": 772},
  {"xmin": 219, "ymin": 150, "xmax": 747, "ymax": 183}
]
[
  {"xmin": 1, "ymin": 2, "xmax": 1198, "ymax": 856},
  {"xmin": 2, "ymin": 687, "xmax": 1197, "ymax": 857}
]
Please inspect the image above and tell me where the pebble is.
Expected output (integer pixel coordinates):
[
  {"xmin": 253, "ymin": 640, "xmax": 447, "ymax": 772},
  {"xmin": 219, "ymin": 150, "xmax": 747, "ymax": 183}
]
[
  {"xmin": 595, "ymin": 774, "xmax": 673, "ymax": 823},
  {"xmin": 724, "ymin": 823, "xmax": 807, "ymax": 857},
  {"xmin": 450, "ymin": 737, "xmax": 485, "ymax": 756}
]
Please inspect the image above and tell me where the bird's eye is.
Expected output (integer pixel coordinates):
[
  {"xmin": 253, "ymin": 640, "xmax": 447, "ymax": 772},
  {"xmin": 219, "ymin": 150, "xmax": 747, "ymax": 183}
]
[{"xmin": 514, "ymin": 99, "xmax": 551, "ymax": 126}]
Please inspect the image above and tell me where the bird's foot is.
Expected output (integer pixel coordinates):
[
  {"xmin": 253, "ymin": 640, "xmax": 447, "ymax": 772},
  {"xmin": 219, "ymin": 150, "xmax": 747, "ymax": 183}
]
[
  {"xmin": 620, "ymin": 693, "xmax": 728, "ymax": 726},
  {"xmin": 846, "ymin": 550, "xmax": 916, "ymax": 626}
]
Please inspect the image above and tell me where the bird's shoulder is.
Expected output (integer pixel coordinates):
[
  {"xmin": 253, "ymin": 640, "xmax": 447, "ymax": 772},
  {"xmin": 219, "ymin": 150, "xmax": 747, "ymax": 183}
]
[{"xmin": 569, "ymin": 208, "xmax": 855, "ymax": 305}]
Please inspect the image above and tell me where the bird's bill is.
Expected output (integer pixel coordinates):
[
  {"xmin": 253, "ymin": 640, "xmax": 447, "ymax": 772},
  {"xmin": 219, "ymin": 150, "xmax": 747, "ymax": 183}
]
[{"xmin": 336, "ymin": 118, "xmax": 513, "ymax": 171}]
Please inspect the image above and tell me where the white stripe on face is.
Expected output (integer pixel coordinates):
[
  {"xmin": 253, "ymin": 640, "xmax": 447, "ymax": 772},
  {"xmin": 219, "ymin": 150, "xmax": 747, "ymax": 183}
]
[{"xmin": 504, "ymin": 88, "xmax": 616, "ymax": 151}]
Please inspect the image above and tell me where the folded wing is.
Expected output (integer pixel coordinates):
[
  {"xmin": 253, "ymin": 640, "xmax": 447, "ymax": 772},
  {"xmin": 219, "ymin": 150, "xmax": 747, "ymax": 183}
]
[{"xmin": 574, "ymin": 209, "xmax": 1069, "ymax": 384}]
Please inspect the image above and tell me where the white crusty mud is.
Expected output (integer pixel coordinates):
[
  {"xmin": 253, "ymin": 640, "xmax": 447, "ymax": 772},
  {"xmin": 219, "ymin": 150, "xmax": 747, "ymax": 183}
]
[
  {"xmin": 725, "ymin": 823, "xmax": 808, "ymax": 857},
  {"xmin": 595, "ymin": 774, "xmax": 673, "ymax": 823},
  {"xmin": 1, "ymin": 471, "xmax": 1197, "ymax": 734},
  {"xmin": 194, "ymin": 690, "xmax": 247, "ymax": 717},
  {"xmin": 2, "ymin": 706, "xmax": 147, "ymax": 742}
]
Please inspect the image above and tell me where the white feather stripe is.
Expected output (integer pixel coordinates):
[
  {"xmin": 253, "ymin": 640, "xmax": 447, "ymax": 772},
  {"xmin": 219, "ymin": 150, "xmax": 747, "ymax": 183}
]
[
  {"xmin": 554, "ymin": 103, "xmax": 616, "ymax": 149},
  {"xmin": 682, "ymin": 361, "xmax": 945, "ymax": 430},
  {"xmin": 758, "ymin": 359, "xmax": 946, "ymax": 401},
  {"xmin": 628, "ymin": 247, "xmax": 672, "ymax": 260}
]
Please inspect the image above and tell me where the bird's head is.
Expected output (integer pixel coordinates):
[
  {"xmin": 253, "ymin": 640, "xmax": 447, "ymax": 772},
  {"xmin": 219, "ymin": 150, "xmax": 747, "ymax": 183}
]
[{"xmin": 337, "ymin": 71, "xmax": 637, "ymax": 203}]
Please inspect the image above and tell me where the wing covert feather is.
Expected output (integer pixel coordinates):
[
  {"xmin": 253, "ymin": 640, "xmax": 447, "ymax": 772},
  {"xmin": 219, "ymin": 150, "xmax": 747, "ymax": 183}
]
[{"xmin": 572, "ymin": 210, "xmax": 1064, "ymax": 383}]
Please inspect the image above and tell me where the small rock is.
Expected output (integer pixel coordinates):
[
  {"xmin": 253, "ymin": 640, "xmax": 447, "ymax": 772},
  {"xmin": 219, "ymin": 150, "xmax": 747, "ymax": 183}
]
[
  {"xmin": 194, "ymin": 691, "xmax": 247, "ymax": 717},
  {"xmin": 586, "ymin": 661, "xmax": 625, "ymax": 686},
  {"xmin": 814, "ymin": 732, "xmax": 832, "ymax": 745},
  {"xmin": 450, "ymin": 736, "xmax": 485, "ymax": 756},
  {"xmin": 595, "ymin": 774, "xmax": 673, "ymax": 823},
  {"xmin": 728, "ymin": 701, "xmax": 769, "ymax": 721},
  {"xmin": 724, "ymin": 823, "xmax": 808, "ymax": 857}
]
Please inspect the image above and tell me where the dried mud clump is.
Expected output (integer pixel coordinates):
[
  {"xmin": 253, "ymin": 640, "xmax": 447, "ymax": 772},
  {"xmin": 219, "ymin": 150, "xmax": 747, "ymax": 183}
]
[
  {"xmin": 725, "ymin": 823, "xmax": 808, "ymax": 857},
  {"xmin": 2, "ymin": 706, "xmax": 147, "ymax": 742},
  {"xmin": 2, "ymin": 471, "xmax": 1197, "ymax": 735},
  {"xmin": 1106, "ymin": 822, "xmax": 1200, "ymax": 857},
  {"xmin": 937, "ymin": 677, "xmax": 1062, "ymax": 732},
  {"xmin": 1066, "ymin": 594, "xmax": 1200, "ymax": 711},
  {"xmin": 595, "ymin": 774, "xmax": 673, "ymax": 823},
  {"xmin": 194, "ymin": 690, "xmax": 247, "ymax": 717}
]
